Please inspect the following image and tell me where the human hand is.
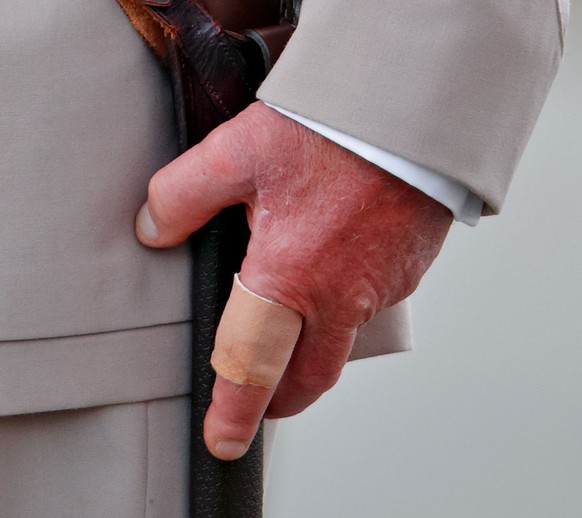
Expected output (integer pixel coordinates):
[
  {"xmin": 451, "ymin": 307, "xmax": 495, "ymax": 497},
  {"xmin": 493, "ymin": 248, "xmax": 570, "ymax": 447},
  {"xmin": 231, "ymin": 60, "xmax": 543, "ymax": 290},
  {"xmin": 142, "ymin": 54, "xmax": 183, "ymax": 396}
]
[{"xmin": 135, "ymin": 101, "xmax": 453, "ymax": 460}]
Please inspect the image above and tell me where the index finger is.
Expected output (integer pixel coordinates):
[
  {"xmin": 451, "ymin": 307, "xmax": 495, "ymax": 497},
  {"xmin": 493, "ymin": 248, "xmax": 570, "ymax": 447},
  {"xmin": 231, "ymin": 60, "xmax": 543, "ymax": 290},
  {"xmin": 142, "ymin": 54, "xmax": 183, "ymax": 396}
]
[{"xmin": 203, "ymin": 274, "xmax": 302, "ymax": 460}]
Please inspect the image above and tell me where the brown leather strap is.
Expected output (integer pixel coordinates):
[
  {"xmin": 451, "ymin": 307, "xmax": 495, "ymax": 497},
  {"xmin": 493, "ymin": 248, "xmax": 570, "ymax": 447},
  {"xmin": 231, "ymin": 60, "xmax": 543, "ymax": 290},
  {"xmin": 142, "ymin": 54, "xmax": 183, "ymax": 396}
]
[
  {"xmin": 116, "ymin": 0, "xmax": 299, "ymax": 81},
  {"xmin": 120, "ymin": 0, "xmax": 298, "ymax": 150},
  {"xmin": 142, "ymin": 1, "xmax": 267, "ymax": 141}
]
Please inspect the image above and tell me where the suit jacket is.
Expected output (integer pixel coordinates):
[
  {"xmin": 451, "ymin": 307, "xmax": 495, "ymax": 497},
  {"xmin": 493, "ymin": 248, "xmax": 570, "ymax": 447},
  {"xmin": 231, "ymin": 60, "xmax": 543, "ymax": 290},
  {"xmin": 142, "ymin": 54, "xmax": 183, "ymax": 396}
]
[{"xmin": 0, "ymin": 0, "xmax": 565, "ymax": 417}]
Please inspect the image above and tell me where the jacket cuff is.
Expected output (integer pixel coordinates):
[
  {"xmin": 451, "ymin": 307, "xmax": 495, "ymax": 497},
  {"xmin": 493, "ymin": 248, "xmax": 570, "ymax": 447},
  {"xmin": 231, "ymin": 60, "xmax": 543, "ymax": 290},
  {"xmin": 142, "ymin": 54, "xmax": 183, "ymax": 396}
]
[{"xmin": 258, "ymin": 0, "xmax": 565, "ymax": 214}]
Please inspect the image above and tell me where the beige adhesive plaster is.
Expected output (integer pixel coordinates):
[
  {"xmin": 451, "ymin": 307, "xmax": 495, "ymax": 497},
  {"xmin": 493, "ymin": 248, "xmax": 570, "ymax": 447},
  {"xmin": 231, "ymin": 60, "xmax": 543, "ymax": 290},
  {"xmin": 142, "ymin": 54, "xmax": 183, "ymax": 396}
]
[{"xmin": 211, "ymin": 274, "xmax": 303, "ymax": 388}]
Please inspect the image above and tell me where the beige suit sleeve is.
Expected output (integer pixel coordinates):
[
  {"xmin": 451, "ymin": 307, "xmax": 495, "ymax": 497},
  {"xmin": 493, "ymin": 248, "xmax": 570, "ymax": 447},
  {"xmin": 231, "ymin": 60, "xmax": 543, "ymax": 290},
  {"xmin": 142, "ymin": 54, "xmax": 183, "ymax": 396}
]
[{"xmin": 257, "ymin": 0, "xmax": 567, "ymax": 214}]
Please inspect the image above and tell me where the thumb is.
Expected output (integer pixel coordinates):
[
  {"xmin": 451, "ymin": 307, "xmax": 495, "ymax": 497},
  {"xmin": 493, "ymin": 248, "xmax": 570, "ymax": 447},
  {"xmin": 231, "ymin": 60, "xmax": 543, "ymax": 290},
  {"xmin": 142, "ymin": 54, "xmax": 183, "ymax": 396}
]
[{"xmin": 135, "ymin": 124, "xmax": 255, "ymax": 248}]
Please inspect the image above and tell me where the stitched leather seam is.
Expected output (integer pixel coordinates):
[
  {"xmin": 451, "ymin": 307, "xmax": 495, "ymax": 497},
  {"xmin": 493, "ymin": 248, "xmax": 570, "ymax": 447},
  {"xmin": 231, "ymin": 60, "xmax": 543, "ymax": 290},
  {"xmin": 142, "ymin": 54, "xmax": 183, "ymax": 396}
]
[
  {"xmin": 202, "ymin": 77, "xmax": 233, "ymax": 117},
  {"xmin": 188, "ymin": 9, "xmax": 254, "ymax": 116},
  {"xmin": 215, "ymin": 35, "xmax": 255, "ymax": 94}
]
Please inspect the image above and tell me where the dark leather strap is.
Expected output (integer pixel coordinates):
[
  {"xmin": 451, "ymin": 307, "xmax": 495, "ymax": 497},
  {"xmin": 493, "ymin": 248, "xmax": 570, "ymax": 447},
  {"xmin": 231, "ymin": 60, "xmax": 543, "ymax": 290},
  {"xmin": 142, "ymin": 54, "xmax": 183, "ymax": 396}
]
[
  {"xmin": 116, "ymin": 1, "xmax": 296, "ymax": 516},
  {"xmin": 131, "ymin": 1, "xmax": 265, "ymax": 142}
]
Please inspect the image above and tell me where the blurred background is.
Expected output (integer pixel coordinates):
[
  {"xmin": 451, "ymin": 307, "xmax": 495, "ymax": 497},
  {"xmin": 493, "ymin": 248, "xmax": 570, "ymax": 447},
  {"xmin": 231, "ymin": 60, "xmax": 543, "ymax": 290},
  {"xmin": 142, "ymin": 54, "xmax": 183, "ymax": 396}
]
[{"xmin": 265, "ymin": 6, "xmax": 582, "ymax": 518}]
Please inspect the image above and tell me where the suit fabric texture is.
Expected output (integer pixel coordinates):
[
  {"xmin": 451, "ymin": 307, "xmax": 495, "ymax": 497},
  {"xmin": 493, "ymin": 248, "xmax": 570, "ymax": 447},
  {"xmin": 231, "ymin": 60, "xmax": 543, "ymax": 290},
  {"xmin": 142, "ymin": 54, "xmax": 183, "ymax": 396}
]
[{"xmin": 0, "ymin": 0, "xmax": 565, "ymax": 515}]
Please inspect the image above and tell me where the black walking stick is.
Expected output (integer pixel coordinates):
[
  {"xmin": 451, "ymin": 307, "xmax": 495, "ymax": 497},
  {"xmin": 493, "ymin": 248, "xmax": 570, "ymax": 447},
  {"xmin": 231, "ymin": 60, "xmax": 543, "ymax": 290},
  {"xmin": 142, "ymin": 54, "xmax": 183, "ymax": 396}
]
[{"xmin": 116, "ymin": 1, "xmax": 297, "ymax": 515}]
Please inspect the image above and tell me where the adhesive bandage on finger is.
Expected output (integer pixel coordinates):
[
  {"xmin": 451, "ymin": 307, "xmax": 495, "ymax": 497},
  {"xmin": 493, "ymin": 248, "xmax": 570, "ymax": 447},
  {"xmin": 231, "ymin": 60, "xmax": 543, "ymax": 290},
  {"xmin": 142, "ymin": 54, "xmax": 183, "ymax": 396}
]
[{"xmin": 211, "ymin": 274, "xmax": 303, "ymax": 388}]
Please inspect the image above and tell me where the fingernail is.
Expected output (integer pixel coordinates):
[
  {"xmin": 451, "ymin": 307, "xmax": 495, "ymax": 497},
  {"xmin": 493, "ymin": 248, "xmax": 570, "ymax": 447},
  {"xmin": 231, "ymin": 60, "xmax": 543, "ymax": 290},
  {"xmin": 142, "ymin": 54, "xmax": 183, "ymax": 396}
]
[
  {"xmin": 214, "ymin": 440, "xmax": 248, "ymax": 460},
  {"xmin": 136, "ymin": 203, "xmax": 159, "ymax": 242}
]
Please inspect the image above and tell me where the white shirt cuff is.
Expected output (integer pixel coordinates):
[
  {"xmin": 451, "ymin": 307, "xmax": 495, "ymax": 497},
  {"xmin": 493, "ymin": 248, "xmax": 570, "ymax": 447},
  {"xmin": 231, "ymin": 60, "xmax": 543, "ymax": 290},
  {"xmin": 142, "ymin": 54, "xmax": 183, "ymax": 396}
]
[{"xmin": 267, "ymin": 104, "xmax": 483, "ymax": 226}]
